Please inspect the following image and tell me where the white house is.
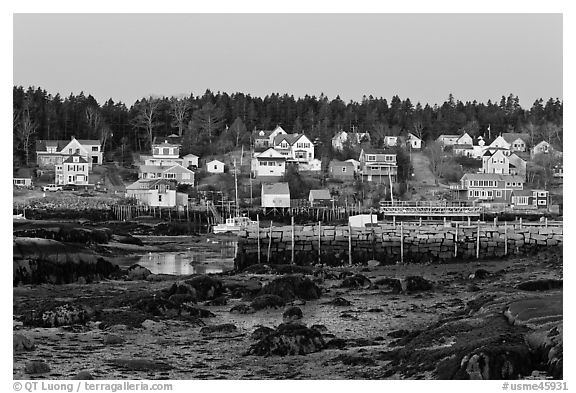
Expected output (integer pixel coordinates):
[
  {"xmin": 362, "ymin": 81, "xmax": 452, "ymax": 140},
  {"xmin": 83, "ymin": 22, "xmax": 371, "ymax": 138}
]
[
  {"xmin": 183, "ymin": 153, "xmax": 199, "ymax": 168},
  {"xmin": 481, "ymin": 149, "xmax": 510, "ymax": 174},
  {"xmin": 436, "ymin": 134, "xmax": 460, "ymax": 147},
  {"xmin": 126, "ymin": 179, "xmax": 187, "ymax": 207},
  {"xmin": 261, "ymin": 182, "xmax": 290, "ymax": 208},
  {"xmin": 139, "ymin": 164, "xmax": 195, "ymax": 185},
  {"xmin": 456, "ymin": 132, "xmax": 473, "ymax": 146},
  {"xmin": 488, "ymin": 135, "xmax": 511, "ymax": 150},
  {"xmin": 206, "ymin": 159, "xmax": 225, "ymax": 174},
  {"xmin": 331, "ymin": 131, "xmax": 370, "ymax": 151},
  {"xmin": 251, "ymin": 148, "xmax": 287, "ymax": 178},
  {"xmin": 531, "ymin": 140, "xmax": 562, "ymax": 159},
  {"xmin": 36, "ymin": 137, "xmax": 103, "ymax": 169},
  {"xmin": 253, "ymin": 126, "xmax": 287, "ymax": 150},
  {"xmin": 273, "ymin": 133, "xmax": 315, "ymax": 163},
  {"xmin": 406, "ymin": 133, "xmax": 422, "ymax": 149},
  {"xmin": 55, "ymin": 154, "xmax": 90, "ymax": 185},
  {"xmin": 383, "ymin": 135, "xmax": 399, "ymax": 147}
]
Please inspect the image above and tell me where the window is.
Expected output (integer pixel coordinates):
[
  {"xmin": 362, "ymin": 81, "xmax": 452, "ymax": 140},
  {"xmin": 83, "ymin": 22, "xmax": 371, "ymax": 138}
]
[
  {"xmin": 68, "ymin": 149, "xmax": 72, "ymax": 154},
  {"xmin": 154, "ymin": 148, "xmax": 160, "ymax": 155},
  {"xmin": 367, "ymin": 155, "xmax": 376, "ymax": 161},
  {"xmin": 496, "ymin": 190, "xmax": 502, "ymax": 198},
  {"xmin": 538, "ymin": 199, "xmax": 546, "ymax": 205},
  {"xmin": 260, "ymin": 161, "xmax": 268, "ymax": 166},
  {"xmin": 342, "ymin": 167, "xmax": 347, "ymax": 173},
  {"xmin": 506, "ymin": 182, "xmax": 511, "ymax": 187},
  {"xmin": 165, "ymin": 173, "xmax": 176, "ymax": 179},
  {"xmin": 214, "ymin": 165, "xmax": 218, "ymax": 170},
  {"xmin": 538, "ymin": 192, "xmax": 547, "ymax": 197},
  {"xmin": 158, "ymin": 195, "xmax": 163, "ymax": 202},
  {"xmin": 163, "ymin": 148, "xmax": 170, "ymax": 155},
  {"xmin": 92, "ymin": 146, "xmax": 98, "ymax": 152}
]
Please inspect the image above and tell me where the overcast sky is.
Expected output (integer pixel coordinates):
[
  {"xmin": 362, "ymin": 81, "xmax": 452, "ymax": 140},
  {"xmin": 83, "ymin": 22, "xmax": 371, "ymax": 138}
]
[{"xmin": 13, "ymin": 13, "xmax": 562, "ymax": 107}]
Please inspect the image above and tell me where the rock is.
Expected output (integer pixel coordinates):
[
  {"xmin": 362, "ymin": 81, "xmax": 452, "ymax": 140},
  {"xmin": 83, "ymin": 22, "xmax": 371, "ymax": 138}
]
[
  {"xmin": 469, "ymin": 269, "xmax": 491, "ymax": 280},
  {"xmin": 325, "ymin": 338, "xmax": 347, "ymax": 349},
  {"xmin": 246, "ymin": 323, "xmax": 325, "ymax": 356},
  {"xmin": 229, "ymin": 303, "xmax": 255, "ymax": 314},
  {"xmin": 338, "ymin": 271, "xmax": 355, "ymax": 280},
  {"xmin": 200, "ymin": 323, "xmax": 237, "ymax": 335},
  {"xmin": 290, "ymin": 299, "xmax": 306, "ymax": 306},
  {"xmin": 13, "ymin": 333, "xmax": 35, "ymax": 352},
  {"xmin": 258, "ymin": 274, "xmax": 322, "ymax": 301},
  {"xmin": 251, "ymin": 326, "xmax": 275, "ymax": 340},
  {"xmin": 283, "ymin": 306, "xmax": 303, "ymax": 322},
  {"xmin": 108, "ymin": 358, "xmax": 172, "ymax": 371},
  {"xmin": 164, "ymin": 282, "xmax": 197, "ymax": 299},
  {"xmin": 111, "ymin": 233, "xmax": 143, "ymax": 246},
  {"xmin": 25, "ymin": 360, "xmax": 50, "ymax": 374},
  {"xmin": 367, "ymin": 259, "xmax": 380, "ymax": 267},
  {"xmin": 242, "ymin": 264, "xmax": 271, "ymax": 274},
  {"xmin": 222, "ymin": 278, "xmax": 262, "ymax": 298},
  {"xmin": 517, "ymin": 279, "xmax": 562, "ymax": 291},
  {"xmin": 22, "ymin": 303, "xmax": 93, "ymax": 327},
  {"xmin": 270, "ymin": 265, "xmax": 314, "ymax": 275},
  {"xmin": 203, "ymin": 296, "xmax": 228, "ymax": 306},
  {"xmin": 341, "ymin": 274, "xmax": 372, "ymax": 289},
  {"xmin": 141, "ymin": 320, "xmax": 163, "ymax": 330},
  {"xmin": 467, "ymin": 283, "xmax": 481, "ymax": 292},
  {"xmin": 184, "ymin": 275, "xmax": 224, "ymax": 300},
  {"xmin": 325, "ymin": 297, "xmax": 352, "ymax": 307},
  {"xmin": 168, "ymin": 293, "xmax": 197, "ymax": 305},
  {"xmin": 103, "ymin": 334, "xmax": 125, "ymax": 345},
  {"xmin": 374, "ymin": 278, "xmax": 403, "ymax": 292},
  {"xmin": 133, "ymin": 296, "xmax": 177, "ymax": 316},
  {"xmin": 310, "ymin": 324, "xmax": 328, "ymax": 333},
  {"xmin": 403, "ymin": 276, "xmax": 433, "ymax": 292},
  {"xmin": 334, "ymin": 353, "xmax": 376, "ymax": 366},
  {"xmin": 126, "ymin": 264, "xmax": 152, "ymax": 280},
  {"xmin": 250, "ymin": 294, "xmax": 286, "ymax": 310},
  {"xmin": 72, "ymin": 371, "xmax": 94, "ymax": 380},
  {"xmin": 387, "ymin": 329, "xmax": 410, "ymax": 338},
  {"xmin": 367, "ymin": 308, "xmax": 384, "ymax": 313},
  {"xmin": 182, "ymin": 306, "xmax": 215, "ymax": 318},
  {"xmin": 340, "ymin": 313, "xmax": 359, "ymax": 321}
]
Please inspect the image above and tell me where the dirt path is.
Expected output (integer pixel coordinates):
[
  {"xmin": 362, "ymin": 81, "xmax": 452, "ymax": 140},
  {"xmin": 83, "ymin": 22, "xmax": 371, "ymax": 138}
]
[{"xmin": 410, "ymin": 151, "xmax": 436, "ymax": 186}]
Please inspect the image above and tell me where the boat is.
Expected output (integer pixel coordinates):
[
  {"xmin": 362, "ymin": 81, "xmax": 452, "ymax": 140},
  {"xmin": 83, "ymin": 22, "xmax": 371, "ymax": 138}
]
[{"xmin": 213, "ymin": 216, "xmax": 257, "ymax": 234}]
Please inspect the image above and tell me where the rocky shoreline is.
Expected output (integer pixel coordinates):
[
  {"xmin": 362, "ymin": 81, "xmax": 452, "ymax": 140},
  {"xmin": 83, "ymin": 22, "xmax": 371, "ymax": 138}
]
[{"xmin": 13, "ymin": 220, "xmax": 563, "ymax": 380}]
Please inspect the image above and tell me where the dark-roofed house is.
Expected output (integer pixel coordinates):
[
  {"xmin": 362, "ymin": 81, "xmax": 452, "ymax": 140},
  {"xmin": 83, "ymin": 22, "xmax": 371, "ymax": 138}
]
[
  {"xmin": 358, "ymin": 148, "xmax": 397, "ymax": 183},
  {"xmin": 55, "ymin": 153, "xmax": 89, "ymax": 185},
  {"xmin": 13, "ymin": 168, "xmax": 33, "ymax": 187},
  {"xmin": 511, "ymin": 189, "xmax": 549, "ymax": 209},
  {"xmin": 273, "ymin": 133, "xmax": 315, "ymax": 163},
  {"xmin": 36, "ymin": 136, "xmax": 103, "ymax": 168},
  {"xmin": 308, "ymin": 189, "xmax": 332, "ymax": 207},
  {"xmin": 328, "ymin": 159, "xmax": 355, "ymax": 181},
  {"xmin": 436, "ymin": 134, "xmax": 460, "ymax": 146},
  {"xmin": 261, "ymin": 182, "xmax": 290, "ymax": 208},
  {"xmin": 251, "ymin": 148, "xmax": 287, "ymax": 178},
  {"xmin": 502, "ymin": 133, "xmax": 530, "ymax": 152},
  {"xmin": 253, "ymin": 126, "xmax": 287, "ymax": 150}
]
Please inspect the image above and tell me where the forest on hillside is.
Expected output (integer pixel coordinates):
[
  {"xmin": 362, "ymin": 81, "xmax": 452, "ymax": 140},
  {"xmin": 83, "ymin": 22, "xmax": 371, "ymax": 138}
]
[{"xmin": 13, "ymin": 86, "xmax": 563, "ymax": 166}]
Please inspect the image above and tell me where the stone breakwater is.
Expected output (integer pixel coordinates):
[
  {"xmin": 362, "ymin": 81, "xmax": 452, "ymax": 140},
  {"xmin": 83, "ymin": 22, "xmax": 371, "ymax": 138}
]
[{"xmin": 235, "ymin": 223, "xmax": 563, "ymax": 270}]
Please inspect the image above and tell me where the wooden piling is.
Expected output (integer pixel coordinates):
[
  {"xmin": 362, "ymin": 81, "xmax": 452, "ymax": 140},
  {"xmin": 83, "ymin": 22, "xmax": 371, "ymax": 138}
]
[
  {"xmin": 504, "ymin": 221, "xmax": 508, "ymax": 256},
  {"xmin": 318, "ymin": 221, "xmax": 321, "ymax": 265},
  {"xmin": 257, "ymin": 214, "xmax": 261, "ymax": 265},
  {"xmin": 267, "ymin": 221, "xmax": 273, "ymax": 263},
  {"xmin": 400, "ymin": 221, "xmax": 404, "ymax": 264},
  {"xmin": 291, "ymin": 216, "xmax": 295, "ymax": 265},
  {"xmin": 519, "ymin": 217, "xmax": 523, "ymax": 229},
  {"xmin": 348, "ymin": 222, "xmax": 352, "ymax": 266},
  {"xmin": 476, "ymin": 220, "xmax": 481, "ymax": 259},
  {"xmin": 454, "ymin": 222, "xmax": 459, "ymax": 258}
]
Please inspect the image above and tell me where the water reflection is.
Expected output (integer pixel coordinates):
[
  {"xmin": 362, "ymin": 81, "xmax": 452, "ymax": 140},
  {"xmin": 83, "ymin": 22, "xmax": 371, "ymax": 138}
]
[{"xmin": 134, "ymin": 240, "xmax": 237, "ymax": 275}]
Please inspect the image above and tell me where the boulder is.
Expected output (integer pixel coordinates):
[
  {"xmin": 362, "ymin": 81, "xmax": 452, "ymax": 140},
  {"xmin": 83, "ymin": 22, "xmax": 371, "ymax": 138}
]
[
  {"xmin": 517, "ymin": 279, "xmax": 562, "ymax": 291},
  {"xmin": 184, "ymin": 275, "xmax": 224, "ymax": 301},
  {"xmin": 111, "ymin": 234, "xmax": 143, "ymax": 246},
  {"xmin": 229, "ymin": 304, "xmax": 255, "ymax": 314},
  {"xmin": 258, "ymin": 274, "xmax": 321, "ymax": 301},
  {"xmin": 200, "ymin": 323, "xmax": 237, "ymax": 335},
  {"xmin": 133, "ymin": 296, "xmax": 177, "ymax": 317},
  {"xmin": 203, "ymin": 296, "xmax": 228, "ymax": 306},
  {"xmin": 341, "ymin": 274, "xmax": 372, "ymax": 289},
  {"xmin": 283, "ymin": 306, "xmax": 303, "ymax": 322},
  {"xmin": 103, "ymin": 334, "xmax": 125, "ymax": 345},
  {"xmin": 246, "ymin": 323, "xmax": 326, "ymax": 356},
  {"xmin": 126, "ymin": 264, "xmax": 152, "ymax": 281},
  {"xmin": 403, "ymin": 276, "xmax": 434, "ymax": 292},
  {"xmin": 242, "ymin": 264, "xmax": 271, "ymax": 274},
  {"xmin": 108, "ymin": 358, "xmax": 172, "ymax": 371},
  {"xmin": 367, "ymin": 260, "xmax": 380, "ymax": 267},
  {"xmin": 72, "ymin": 371, "xmax": 94, "ymax": 380},
  {"xmin": 251, "ymin": 326, "xmax": 275, "ymax": 340},
  {"xmin": 22, "ymin": 303, "xmax": 93, "ymax": 327},
  {"xmin": 13, "ymin": 333, "xmax": 35, "ymax": 352},
  {"xmin": 163, "ymin": 282, "xmax": 197, "ymax": 299},
  {"xmin": 181, "ymin": 306, "xmax": 215, "ymax": 318},
  {"xmin": 24, "ymin": 360, "xmax": 51, "ymax": 374},
  {"xmin": 250, "ymin": 295, "xmax": 285, "ymax": 310},
  {"xmin": 325, "ymin": 297, "xmax": 351, "ymax": 307}
]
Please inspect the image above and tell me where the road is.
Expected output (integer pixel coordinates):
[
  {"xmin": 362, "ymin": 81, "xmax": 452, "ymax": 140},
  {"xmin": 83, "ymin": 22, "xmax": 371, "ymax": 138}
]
[{"xmin": 410, "ymin": 151, "xmax": 436, "ymax": 186}]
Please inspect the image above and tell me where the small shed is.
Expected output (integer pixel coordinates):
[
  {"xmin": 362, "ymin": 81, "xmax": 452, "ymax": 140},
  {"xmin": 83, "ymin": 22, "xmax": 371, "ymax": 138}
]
[
  {"xmin": 206, "ymin": 159, "xmax": 225, "ymax": 174},
  {"xmin": 308, "ymin": 189, "xmax": 332, "ymax": 207},
  {"xmin": 261, "ymin": 182, "xmax": 290, "ymax": 208},
  {"xmin": 183, "ymin": 154, "xmax": 199, "ymax": 168},
  {"xmin": 13, "ymin": 168, "xmax": 33, "ymax": 187},
  {"xmin": 329, "ymin": 160, "xmax": 355, "ymax": 181},
  {"xmin": 348, "ymin": 214, "xmax": 378, "ymax": 228}
]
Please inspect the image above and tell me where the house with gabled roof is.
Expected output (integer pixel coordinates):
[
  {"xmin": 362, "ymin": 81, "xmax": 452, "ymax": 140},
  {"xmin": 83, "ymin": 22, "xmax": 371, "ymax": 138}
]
[
  {"xmin": 309, "ymin": 189, "xmax": 332, "ymax": 207},
  {"xmin": 331, "ymin": 131, "xmax": 371, "ymax": 151},
  {"xmin": 139, "ymin": 163, "xmax": 195, "ymax": 185},
  {"xmin": 206, "ymin": 159, "xmax": 225, "ymax": 174},
  {"xmin": 261, "ymin": 182, "xmax": 290, "ymax": 208},
  {"xmin": 36, "ymin": 136, "xmax": 103, "ymax": 168},
  {"xmin": 328, "ymin": 159, "xmax": 355, "ymax": 181},
  {"xmin": 125, "ymin": 178, "xmax": 187, "ymax": 207},
  {"xmin": 531, "ymin": 140, "xmax": 563, "ymax": 159},
  {"xmin": 55, "ymin": 153, "xmax": 90, "ymax": 185},
  {"xmin": 457, "ymin": 173, "xmax": 524, "ymax": 203},
  {"xmin": 511, "ymin": 189, "xmax": 549, "ymax": 209},
  {"xmin": 455, "ymin": 132, "xmax": 473, "ymax": 146},
  {"xmin": 253, "ymin": 126, "xmax": 287, "ymax": 150},
  {"xmin": 481, "ymin": 149, "xmax": 510, "ymax": 175},
  {"xmin": 358, "ymin": 147, "xmax": 397, "ymax": 183},
  {"xmin": 251, "ymin": 148, "xmax": 287, "ymax": 178},
  {"xmin": 501, "ymin": 133, "xmax": 530, "ymax": 152},
  {"xmin": 406, "ymin": 133, "xmax": 422, "ymax": 150},
  {"xmin": 273, "ymin": 133, "xmax": 315, "ymax": 163},
  {"xmin": 436, "ymin": 134, "xmax": 460, "ymax": 147}
]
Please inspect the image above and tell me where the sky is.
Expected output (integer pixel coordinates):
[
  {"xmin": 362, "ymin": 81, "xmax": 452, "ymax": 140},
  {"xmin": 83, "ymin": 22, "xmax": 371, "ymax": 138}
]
[{"xmin": 13, "ymin": 13, "xmax": 563, "ymax": 108}]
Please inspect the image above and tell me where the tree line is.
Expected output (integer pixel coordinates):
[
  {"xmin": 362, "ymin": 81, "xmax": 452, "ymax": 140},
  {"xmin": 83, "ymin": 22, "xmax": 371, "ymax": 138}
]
[{"xmin": 13, "ymin": 86, "xmax": 563, "ymax": 166}]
